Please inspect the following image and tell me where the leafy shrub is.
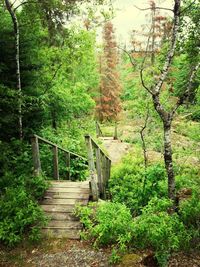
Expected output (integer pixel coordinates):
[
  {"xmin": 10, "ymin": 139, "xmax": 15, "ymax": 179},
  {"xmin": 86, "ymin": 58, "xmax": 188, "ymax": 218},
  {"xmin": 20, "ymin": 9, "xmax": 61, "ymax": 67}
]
[
  {"xmin": 109, "ymin": 154, "xmax": 167, "ymax": 214},
  {"xmin": 76, "ymin": 202, "xmax": 133, "ymax": 251},
  {"xmin": 0, "ymin": 186, "xmax": 47, "ymax": 246},
  {"xmin": 0, "ymin": 140, "xmax": 49, "ymax": 246},
  {"xmin": 179, "ymin": 193, "xmax": 200, "ymax": 228},
  {"xmin": 190, "ymin": 108, "xmax": 200, "ymax": 122},
  {"xmin": 175, "ymin": 164, "xmax": 200, "ymax": 192},
  {"xmin": 131, "ymin": 198, "xmax": 190, "ymax": 267},
  {"xmin": 179, "ymin": 192, "xmax": 200, "ymax": 248}
]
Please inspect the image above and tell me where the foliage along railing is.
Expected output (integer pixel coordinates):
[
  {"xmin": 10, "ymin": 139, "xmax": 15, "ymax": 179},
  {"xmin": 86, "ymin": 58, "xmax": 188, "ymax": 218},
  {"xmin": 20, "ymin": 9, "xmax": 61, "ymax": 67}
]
[
  {"xmin": 31, "ymin": 134, "xmax": 87, "ymax": 180},
  {"xmin": 85, "ymin": 134, "xmax": 111, "ymax": 201}
]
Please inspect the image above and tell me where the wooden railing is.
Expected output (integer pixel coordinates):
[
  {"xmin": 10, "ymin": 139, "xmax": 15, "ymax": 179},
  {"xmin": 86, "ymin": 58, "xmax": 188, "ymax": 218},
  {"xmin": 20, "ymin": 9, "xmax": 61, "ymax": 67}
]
[
  {"xmin": 95, "ymin": 121, "xmax": 103, "ymax": 137},
  {"xmin": 85, "ymin": 134, "xmax": 111, "ymax": 200},
  {"xmin": 31, "ymin": 134, "xmax": 87, "ymax": 180},
  {"xmin": 96, "ymin": 121, "xmax": 119, "ymax": 140}
]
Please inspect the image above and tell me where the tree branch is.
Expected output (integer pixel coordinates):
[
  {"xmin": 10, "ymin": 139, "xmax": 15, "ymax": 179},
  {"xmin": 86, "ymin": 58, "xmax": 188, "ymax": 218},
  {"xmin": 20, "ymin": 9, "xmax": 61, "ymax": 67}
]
[
  {"xmin": 180, "ymin": 0, "xmax": 197, "ymax": 15},
  {"xmin": 140, "ymin": 103, "xmax": 150, "ymax": 170},
  {"xmin": 42, "ymin": 63, "xmax": 63, "ymax": 95},
  {"xmin": 134, "ymin": 5, "xmax": 174, "ymax": 12},
  {"xmin": 171, "ymin": 61, "xmax": 200, "ymax": 117},
  {"xmin": 118, "ymin": 46, "xmax": 136, "ymax": 68},
  {"xmin": 140, "ymin": 69, "xmax": 153, "ymax": 95},
  {"xmin": 14, "ymin": 0, "xmax": 37, "ymax": 12},
  {"xmin": 154, "ymin": 0, "xmax": 181, "ymax": 94},
  {"xmin": 139, "ymin": 21, "xmax": 154, "ymax": 95},
  {"xmin": 10, "ymin": 0, "xmax": 18, "ymax": 8}
]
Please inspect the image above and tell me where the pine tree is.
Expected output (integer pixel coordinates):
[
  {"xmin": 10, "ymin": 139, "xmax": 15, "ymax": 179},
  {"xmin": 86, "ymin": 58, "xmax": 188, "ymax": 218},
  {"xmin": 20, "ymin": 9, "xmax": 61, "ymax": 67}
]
[{"xmin": 96, "ymin": 21, "xmax": 121, "ymax": 122}]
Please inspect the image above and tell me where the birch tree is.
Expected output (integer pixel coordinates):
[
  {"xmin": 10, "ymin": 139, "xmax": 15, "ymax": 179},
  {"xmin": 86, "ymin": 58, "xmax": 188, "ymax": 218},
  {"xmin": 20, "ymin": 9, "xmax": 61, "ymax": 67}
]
[
  {"xmin": 139, "ymin": 0, "xmax": 200, "ymax": 203},
  {"xmin": 4, "ymin": 0, "xmax": 23, "ymax": 140}
]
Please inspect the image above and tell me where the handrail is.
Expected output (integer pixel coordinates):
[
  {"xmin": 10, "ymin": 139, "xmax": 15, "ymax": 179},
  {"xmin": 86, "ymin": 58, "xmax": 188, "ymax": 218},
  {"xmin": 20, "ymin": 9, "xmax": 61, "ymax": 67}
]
[
  {"xmin": 86, "ymin": 135, "xmax": 111, "ymax": 162},
  {"xmin": 96, "ymin": 121, "xmax": 119, "ymax": 140},
  {"xmin": 33, "ymin": 134, "xmax": 87, "ymax": 161},
  {"xmin": 85, "ymin": 134, "xmax": 111, "ymax": 200},
  {"xmin": 31, "ymin": 134, "xmax": 87, "ymax": 180},
  {"xmin": 95, "ymin": 121, "xmax": 103, "ymax": 137}
]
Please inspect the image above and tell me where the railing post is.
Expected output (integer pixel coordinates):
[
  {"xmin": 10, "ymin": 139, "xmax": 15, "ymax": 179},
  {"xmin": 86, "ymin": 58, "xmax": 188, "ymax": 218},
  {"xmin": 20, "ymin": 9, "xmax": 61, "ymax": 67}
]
[
  {"xmin": 95, "ymin": 147, "xmax": 103, "ymax": 196},
  {"xmin": 114, "ymin": 121, "xmax": 118, "ymax": 140},
  {"xmin": 105, "ymin": 158, "xmax": 111, "ymax": 183},
  {"xmin": 85, "ymin": 135, "xmax": 98, "ymax": 201},
  {"xmin": 101, "ymin": 154, "xmax": 107, "ymax": 199},
  {"xmin": 31, "ymin": 135, "xmax": 41, "ymax": 176},
  {"xmin": 66, "ymin": 152, "xmax": 70, "ymax": 180},
  {"xmin": 96, "ymin": 121, "xmax": 103, "ymax": 137},
  {"xmin": 53, "ymin": 145, "xmax": 59, "ymax": 180}
]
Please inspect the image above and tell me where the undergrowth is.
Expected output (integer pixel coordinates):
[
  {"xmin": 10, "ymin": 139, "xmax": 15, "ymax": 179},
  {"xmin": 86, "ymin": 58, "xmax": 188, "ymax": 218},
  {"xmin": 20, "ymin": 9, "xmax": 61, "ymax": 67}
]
[{"xmin": 76, "ymin": 153, "xmax": 200, "ymax": 267}]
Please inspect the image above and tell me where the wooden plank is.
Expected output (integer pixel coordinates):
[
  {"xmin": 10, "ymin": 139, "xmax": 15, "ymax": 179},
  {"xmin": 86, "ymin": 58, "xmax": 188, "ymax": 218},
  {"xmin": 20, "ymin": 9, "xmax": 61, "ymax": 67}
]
[
  {"xmin": 85, "ymin": 135, "xmax": 96, "ymax": 173},
  {"xmin": 46, "ymin": 188, "xmax": 90, "ymax": 193},
  {"xmin": 31, "ymin": 136, "xmax": 41, "ymax": 176},
  {"xmin": 96, "ymin": 121, "xmax": 103, "ymax": 137},
  {"xmin": 85, "ymin": 135, "xmax": 98, "ymax": 201},
  {"xmin": 50, "ymin": 181, "xmax": 89, "ymax": 185},
  {"xmin": 46, "ymin": 212, "xmax": 79, "ymax": 221},
  {"xmin": 44, "ymin": 192, "xmax": 89, "ymax": 200},
  {"xmin": 95, "ymin": 147, "xmax": 103, "ymax": 195},
  {"xmin": 53, "ymin": 145, "xmax": 59, "ymax": 180},
  {"xmin": 66, "ymin": 152, "xmax": 70, "ymax": 180},
  {"xmin": 34, "ymin": 134, "xmax": 87, "ymax": 161},
  {"xmin": 46, "ymin": 220, "xmax": 82, "ymax": 229},
  {"xmin": 42, "ymin": 229, "xmax": 81, "ymax": 239},
  {"xmin": 41, "ymin": 198, "xmax": 88, "ymax": 205},
  {"xmin": 114, "ymin": 122, "xmax": 118, "ymax": 140},
  {"xmin": 106, "ymin": 159, "xmax": 111, "ymax": 182},
  {"xmin": 49, "ymin": 182, "xmax": 90, "ymax": 189},
  {"xmin": 41, "ymin": 205, "xmax": 76, "ymax": 213}
]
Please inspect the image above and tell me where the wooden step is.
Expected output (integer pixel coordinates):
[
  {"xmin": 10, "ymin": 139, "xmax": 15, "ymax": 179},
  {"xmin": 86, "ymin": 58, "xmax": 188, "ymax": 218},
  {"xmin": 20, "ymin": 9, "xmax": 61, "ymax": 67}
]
[
  {"xmin": 42, "ymin": 198, "xmax": 88, "ymax": 205},
  {"xmin": 50, "ymin": 181, "xmax": 90, "ymax": 188},
  {"xmin": 42, "ymin": 228, "xmax": 81, "ymax": 239},
  {"xmin": 46, "ymin": 212, "xmax": 79, "ymax": 221},
  {"xmin": 44, "ymin": 192, "xmax": 89, "ymax": 199},
  {"xmin": 41, "ymin": 204, "xmax": 76, "ymax": 213},
  {"xmin": 41, "ymin": 180, "xmax": 90, "ymax": 239},
  {"xmin": 47, "ymin": 187, "xmax": 90, "ymax": 193},
  {"xmin": 45, "ymin": 220, "xmax": 82, "ymax": 229}
]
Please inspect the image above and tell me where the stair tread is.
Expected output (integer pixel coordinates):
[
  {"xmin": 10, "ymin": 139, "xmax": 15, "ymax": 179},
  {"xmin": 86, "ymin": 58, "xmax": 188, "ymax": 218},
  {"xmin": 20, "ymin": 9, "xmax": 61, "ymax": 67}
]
[
  {"xmin": 41, "ymin": 198, "xmax": 88, "ymax": 205},
  {"xmin": 44, "ymin": 192, "xmax": 89, "ymax": 199},
  {"xmin": 47, "ymin": 188, "xmax": 90, "ymax": 193},
  {"xmin": 42, "ymin": 229, "xmax": 81, "ymax": 239},
  {"xmin": 46, "ymin": 212, "xmax": 79, "ymax": 221},
  {"xmin": 45, "ymin": 220, "xmax": 82, "ymax": 228},
  {"xmin": 41, "ymin": 204, "xmax": 81, "ymax": 212}
]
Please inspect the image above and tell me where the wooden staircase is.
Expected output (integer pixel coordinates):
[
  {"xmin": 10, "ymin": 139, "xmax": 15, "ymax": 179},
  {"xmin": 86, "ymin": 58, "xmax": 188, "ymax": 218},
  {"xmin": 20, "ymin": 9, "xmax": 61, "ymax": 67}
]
[
  {"xmin": 31, "ymin": 133, "xmax": 111, "ymax": 239},
  {"xmin": 41, "ymin": 180, "xmax": 90, "ymax": 239}
]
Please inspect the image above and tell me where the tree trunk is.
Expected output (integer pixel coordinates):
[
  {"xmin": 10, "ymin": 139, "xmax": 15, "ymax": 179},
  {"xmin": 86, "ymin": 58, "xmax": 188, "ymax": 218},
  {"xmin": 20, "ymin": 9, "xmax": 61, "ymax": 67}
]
[
  {"xmin": 163, "ymin": 122, "xmax": 175, "ymax": 201},
  {"xmin": 5, "ymin": 0, "xmax": 23, "ymax": 140},
  {"xmin": 151, "ymin": 5, "xmax": 156, "ymax": 65}
]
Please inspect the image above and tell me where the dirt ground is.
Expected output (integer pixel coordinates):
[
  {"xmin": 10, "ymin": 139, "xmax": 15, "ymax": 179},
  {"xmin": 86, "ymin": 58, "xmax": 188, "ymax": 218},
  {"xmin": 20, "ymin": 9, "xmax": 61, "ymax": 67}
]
[{"xmin": 1, "ymin": 239, "xmax": 200, "ymax": 267}]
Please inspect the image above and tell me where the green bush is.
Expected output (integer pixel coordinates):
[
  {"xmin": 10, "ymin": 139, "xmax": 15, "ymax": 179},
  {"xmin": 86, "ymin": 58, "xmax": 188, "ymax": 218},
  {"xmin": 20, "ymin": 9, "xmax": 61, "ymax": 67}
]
[
  {"xmin": 190, "ymin": 108, "xmax": 200, "ymax": 122},
  {"xmin": 131, "ymin": 197, "xmax": 190, "ymax": 267},
  {"xmin": 179, "ymin": 193, "xmax": 200, "ymax": 247},
  {"xmin": 0, "ymin": 141, "xmax": 49, "ymax": 245},
  {"xmin": 109, "ymin": 154, "xmax": 167, "ymax": 214},
  {"xmin": 0, "ymin": 185, "xmax": 47, "ymax": 246},
  {"xmin": 76, "ymin": 202, "xmax": 133, "ymax": 251}
]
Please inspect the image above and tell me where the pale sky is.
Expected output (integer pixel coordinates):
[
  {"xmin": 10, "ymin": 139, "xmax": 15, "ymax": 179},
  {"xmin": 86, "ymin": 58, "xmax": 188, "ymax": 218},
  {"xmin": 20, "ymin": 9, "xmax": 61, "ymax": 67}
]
[{"xmin": 111, "ymin": 0, "xmax": 174, "ymax": 45}]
